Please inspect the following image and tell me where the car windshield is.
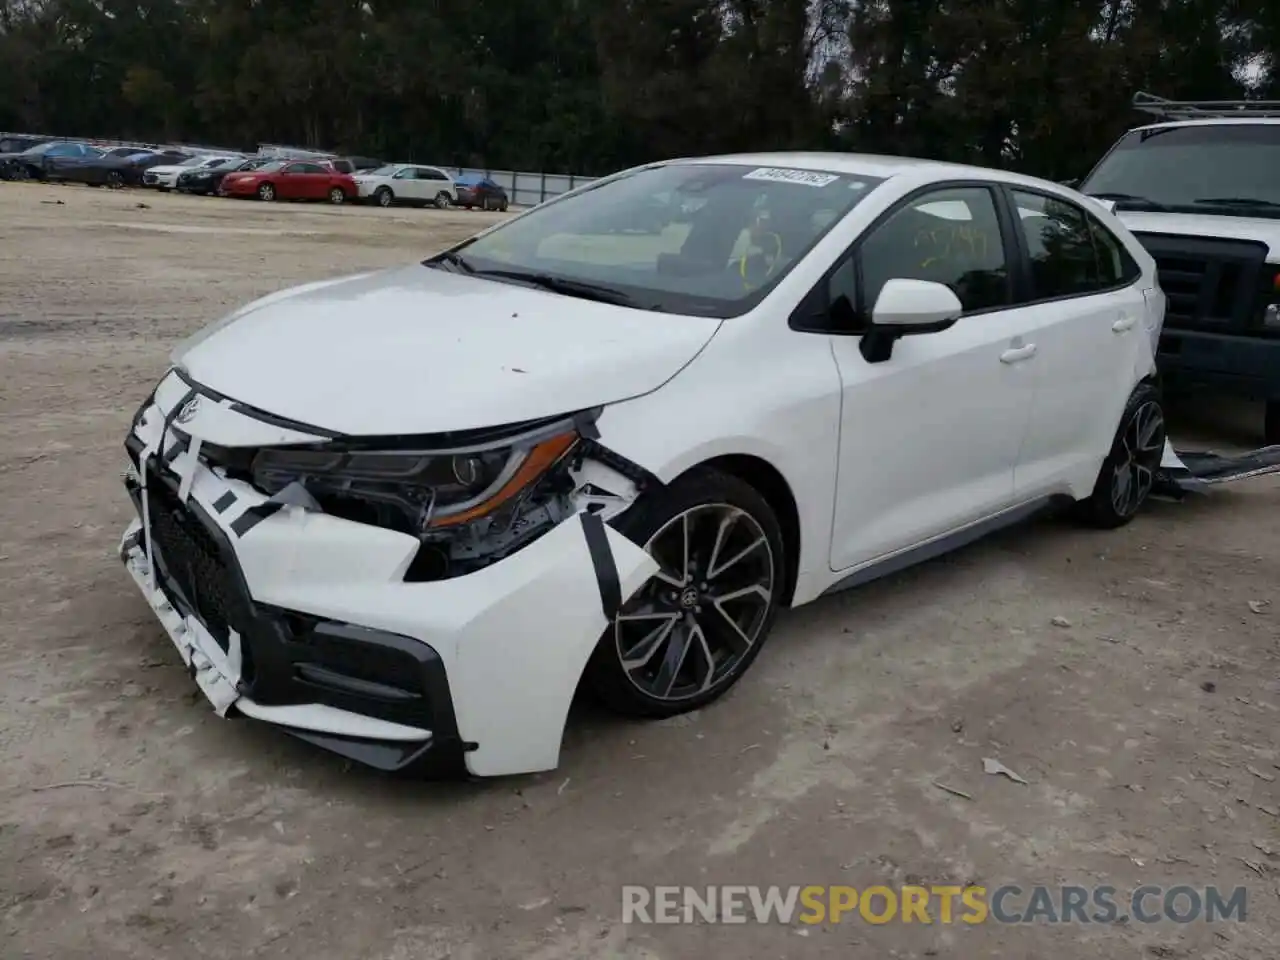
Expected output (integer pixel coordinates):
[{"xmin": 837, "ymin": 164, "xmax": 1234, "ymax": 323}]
[
  {"xmin": 1081, "ymin": 123, "xmax": 1280, "ymax": 217},
  {"xmin": 438, "ymin": 162, "xmax": 884, "ymax": 318}
]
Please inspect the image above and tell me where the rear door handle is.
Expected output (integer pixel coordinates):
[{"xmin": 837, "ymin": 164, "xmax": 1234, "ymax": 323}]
[
  {"xmin": 1112, "ymin": 316, "xmax": 1136, "ymax": 333},
  {"xmin": 1000, "ymin": 343, "xmax": 1037, "ymax": 364}
]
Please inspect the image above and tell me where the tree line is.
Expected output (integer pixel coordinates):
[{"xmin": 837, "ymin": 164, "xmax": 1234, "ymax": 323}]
[{"xmin": 1, "ymin": 0, "xmax": 1277, "ymax": 180}]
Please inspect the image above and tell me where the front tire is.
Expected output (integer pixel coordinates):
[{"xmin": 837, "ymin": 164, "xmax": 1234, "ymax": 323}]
[
  {"xmin": 258, "ymin": 182, "xmax": 275, "ymax": 202},
  {"xmin": 375, "ymin": 187, "xmax": 393, "ymax": 207},
  {"xmin": 1075, "ymin": 383, "xmax": 1166, "ymax": 528},
  {"xmin": 585, "ymin": 468, "xmax": 786, "ymax": 718}
]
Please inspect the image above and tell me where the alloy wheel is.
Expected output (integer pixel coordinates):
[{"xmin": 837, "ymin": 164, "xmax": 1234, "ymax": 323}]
[
  {"xmin": 378, "ymin": 189, "xmax": 392, "ymax": 207},
  {"xmin": 614, "ymin": 504, "xmax": 775, "ymax": 702},
  {"xmin": 1110, "ymin": 400, "xmax": 1164, "ymax": 517},
  {"xmin": 329, "ymin": 187, "xmax": 345, "ymax": 204}
]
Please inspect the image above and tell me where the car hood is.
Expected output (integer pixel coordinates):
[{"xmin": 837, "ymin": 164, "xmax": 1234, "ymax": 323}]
[
  {"xmin": 174, "ymin": 264, "xmax": 722, "ymax": 436},
  {"xmin": 1112, "ymin": 210, "xmax": 1280, "ymax": 260},
  {"xmin": 147, "ymin": 164, "xmax": 192, "ymax": 176}
]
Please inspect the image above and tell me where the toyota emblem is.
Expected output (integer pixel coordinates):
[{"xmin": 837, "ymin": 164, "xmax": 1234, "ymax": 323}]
[{"xmin": 175, "ymin": 395, "xmax": 202, "ymax": 425}]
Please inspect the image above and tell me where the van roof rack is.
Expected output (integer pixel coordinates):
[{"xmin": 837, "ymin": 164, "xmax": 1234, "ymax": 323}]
[{"xmin": 1133, "ymin": 91, "xmax": 1280, "ymax": 121}]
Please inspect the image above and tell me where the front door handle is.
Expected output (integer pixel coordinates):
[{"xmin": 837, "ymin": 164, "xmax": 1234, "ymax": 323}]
[
  {"xmin": 1112, "ymin": 316, "xmax": 1136, "ymax": 333},
  {"xmin": 1000, "ymin": 343, "xmax": 1037, "ymax": 364}
]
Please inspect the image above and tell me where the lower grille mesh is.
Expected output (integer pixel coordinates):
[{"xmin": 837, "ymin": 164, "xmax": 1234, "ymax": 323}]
[{"xmin": 146, "ymin": 472, "xmax": 252, "ymax": 650}]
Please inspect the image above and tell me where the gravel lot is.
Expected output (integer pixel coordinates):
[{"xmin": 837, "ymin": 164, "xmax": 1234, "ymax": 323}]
[{"xmin": 1, "ymin": 182, "xmax": 1278, "ymax": 960}]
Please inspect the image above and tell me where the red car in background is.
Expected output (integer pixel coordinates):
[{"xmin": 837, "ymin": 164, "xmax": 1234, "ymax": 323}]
[{"xmin": 219, "ymin": 159, "xmax": 356, "ymax": 203}]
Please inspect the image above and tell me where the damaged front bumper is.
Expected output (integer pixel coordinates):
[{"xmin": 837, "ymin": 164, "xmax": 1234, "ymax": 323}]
[{"xmin": 120, "ymin": 373, "xmax": 658, "ymax": 777}]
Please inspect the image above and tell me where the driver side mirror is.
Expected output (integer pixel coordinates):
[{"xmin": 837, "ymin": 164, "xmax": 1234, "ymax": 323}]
[{"xmin": 859, "ymin": 279, "xmax": 962, "ymax": 364}]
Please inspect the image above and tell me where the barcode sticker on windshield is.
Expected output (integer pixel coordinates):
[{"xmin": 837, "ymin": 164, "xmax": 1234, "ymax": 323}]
[{"xmin": 743, "ymin": 167, "xmax": 840, "ymax": 188}]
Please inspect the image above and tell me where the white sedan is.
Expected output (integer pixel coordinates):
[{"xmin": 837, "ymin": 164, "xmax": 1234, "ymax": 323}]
[
  {"xmin": 119, "ymin": 152, "xmax": 1168, "ymax": 778},
  {"xmin": 352, "ymin": 163, "xmax": 457, "ymax": 208},
  {"xmin": 143, "ymin": 154, "xmax": 242, "ymax": 190}
]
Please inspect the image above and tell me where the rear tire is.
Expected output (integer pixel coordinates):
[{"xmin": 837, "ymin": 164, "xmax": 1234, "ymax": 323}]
[
  {"xmin": 1074, "ymin": 383, "xmax": 1166, "ymax": 529},
  {"xmin": 328, "ymin": 186, "xmax": 346, "ymax": 204},
  {"xmin": 106, "ymin": 170, "xmax": 124, "ymax": 189},
  {"xmin": 584, "ymin": 468, "xmax": 787, "ymax": 719},
  {"xmin": 434, "ymin": 191, "xmax": 450, "ymax": 209}
]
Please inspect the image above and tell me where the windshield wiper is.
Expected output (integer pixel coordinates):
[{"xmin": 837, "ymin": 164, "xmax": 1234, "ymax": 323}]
[
  {"xmin": 1086, "ymin": 192, "xmax": 1170, "ymax": 211},
  {"xmin": 468, "ymin": 268, "xmax": 639, "ymax": 307},
  {"xmin": 1192, "ymin": 197, "xmax": 1280, "ymax": 212},
  {"xmin": 426, "ymin": 250, "xmax": 476, "ymax": 273}
]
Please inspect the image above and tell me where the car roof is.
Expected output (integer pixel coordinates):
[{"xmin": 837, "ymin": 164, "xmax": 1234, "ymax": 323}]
[
  {"xmin": 665, "ymin": 151, "xmax": 1072, "ymax": 191},
  {"xmin": 1126, "ymin": 117, "xmax": 1280, "ymax": 131}
]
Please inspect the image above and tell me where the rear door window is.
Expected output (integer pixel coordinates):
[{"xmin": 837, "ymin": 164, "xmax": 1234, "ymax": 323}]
[{"xmin": 1010, "ymin": 190, "xmax": 1136, "ymax": 300}]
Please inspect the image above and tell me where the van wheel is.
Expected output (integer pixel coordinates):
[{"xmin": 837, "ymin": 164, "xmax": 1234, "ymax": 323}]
[
  {"xmin": 584, "ymin": 468, "xmax": 786, "ymax": 719},
  {"xmin": 1075, "ymin": 383, "xmax": 1165, "ymax": 528}
]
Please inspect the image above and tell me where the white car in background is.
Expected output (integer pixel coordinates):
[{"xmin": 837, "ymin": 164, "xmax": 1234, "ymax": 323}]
[
  {"xmin": 353, "ymin": 163, "xmax": 456, "ymax": 208},
  {"xmin": 120, "ymin": 152, "xmax": 1169, "ymax": 779},
  {"xmin": 143, "ymin": 154, "xmax": 242, "ymax": 191}
]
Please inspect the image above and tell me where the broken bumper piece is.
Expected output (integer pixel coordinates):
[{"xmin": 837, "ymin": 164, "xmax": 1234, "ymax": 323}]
[
  {"xmin": 120, "ymin": 383, "xmax": 657, "ymax": 778},
  {"xmin": 1154, "ymin": 439, "xmax": 1280, "ymax": 499}
]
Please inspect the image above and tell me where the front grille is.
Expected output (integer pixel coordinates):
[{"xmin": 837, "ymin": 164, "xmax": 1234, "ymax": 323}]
[
  {"xmin": 1132, "ymin": 232, "xmax": 1267, "ymax": 333},
  {"xmin": 145, "ymin": 470, "xmax": 253, "ymax": 651}
]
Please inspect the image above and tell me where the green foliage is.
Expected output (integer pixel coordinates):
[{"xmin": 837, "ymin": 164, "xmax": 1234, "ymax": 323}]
[{"xmin": 0, "ymin": 0, "xmax": 1274, "ymax": 177}]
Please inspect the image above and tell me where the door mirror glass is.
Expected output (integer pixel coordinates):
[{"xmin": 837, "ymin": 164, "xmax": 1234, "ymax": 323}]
[{"xmin": 871, "ymin": 279, "xmax": 962, "ymax": 330}]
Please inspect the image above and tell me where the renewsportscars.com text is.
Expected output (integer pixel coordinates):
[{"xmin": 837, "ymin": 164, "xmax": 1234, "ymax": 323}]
[{"xmin": 621, "ymin": 884, "xmax": 1248, "ymax": 925}]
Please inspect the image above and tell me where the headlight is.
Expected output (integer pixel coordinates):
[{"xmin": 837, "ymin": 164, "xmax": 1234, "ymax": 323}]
[{"xmin": 250, "ymin": 430, "xmax": 578, "ymax": 532}]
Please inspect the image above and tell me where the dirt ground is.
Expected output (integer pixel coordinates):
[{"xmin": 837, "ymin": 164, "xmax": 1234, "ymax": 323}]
[{"xmin": 1, "ymin": 181, "xmax": 1278, "ymax": 960}]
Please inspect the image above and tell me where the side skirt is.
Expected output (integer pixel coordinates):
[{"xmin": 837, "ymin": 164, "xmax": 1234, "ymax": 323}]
[{"xmin": 821, "ymin": 497, "xmax": 1060, "ymax": 598}]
